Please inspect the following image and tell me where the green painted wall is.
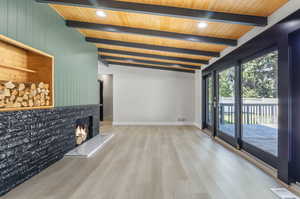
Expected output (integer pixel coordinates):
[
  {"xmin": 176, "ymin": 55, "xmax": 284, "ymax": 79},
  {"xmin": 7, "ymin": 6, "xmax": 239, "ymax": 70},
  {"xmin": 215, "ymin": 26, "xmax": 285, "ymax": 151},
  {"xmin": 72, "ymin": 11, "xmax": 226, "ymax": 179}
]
[{"xmin": 0, "ymin": 0, "xmax": 99, "ymax": 106}]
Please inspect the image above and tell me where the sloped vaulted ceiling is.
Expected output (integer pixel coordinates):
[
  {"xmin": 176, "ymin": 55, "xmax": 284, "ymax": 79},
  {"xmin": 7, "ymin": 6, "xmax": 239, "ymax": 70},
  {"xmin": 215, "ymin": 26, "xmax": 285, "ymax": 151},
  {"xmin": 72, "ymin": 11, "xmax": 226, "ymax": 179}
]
[{"xmin": 36, "ymin": 0, "xmax": 288, "ymax": 73}]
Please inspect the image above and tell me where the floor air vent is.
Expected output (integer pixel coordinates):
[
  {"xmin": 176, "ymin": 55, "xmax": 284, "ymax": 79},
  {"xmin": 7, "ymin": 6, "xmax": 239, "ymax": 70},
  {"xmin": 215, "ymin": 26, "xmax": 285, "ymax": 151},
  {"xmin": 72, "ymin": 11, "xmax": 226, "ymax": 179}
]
[{"xmin": 271, "ymin": 188, "xmax": 299, "ymax": 199}]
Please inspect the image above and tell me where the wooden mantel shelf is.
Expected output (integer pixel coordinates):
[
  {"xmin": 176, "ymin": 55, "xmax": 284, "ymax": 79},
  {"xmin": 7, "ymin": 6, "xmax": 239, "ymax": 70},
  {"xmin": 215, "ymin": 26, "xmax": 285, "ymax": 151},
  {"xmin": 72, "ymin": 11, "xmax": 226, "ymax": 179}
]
[
  {"xmin": 0, "ymin": 64, "xmax": 36, "ymax": 73},
  {"xmin": 0, "ymin": 106, "xmax": 53, "ymax": 112}
]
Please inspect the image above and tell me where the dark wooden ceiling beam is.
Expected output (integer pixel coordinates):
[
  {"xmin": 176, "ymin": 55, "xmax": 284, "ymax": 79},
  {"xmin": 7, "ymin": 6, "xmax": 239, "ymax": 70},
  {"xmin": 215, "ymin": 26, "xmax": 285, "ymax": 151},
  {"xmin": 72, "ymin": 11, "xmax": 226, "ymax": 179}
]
[
  {"xmin": 86, "ymin": 37, "xmax": 220, "ymax": 57},
  {"xmin": 98, "ymin": 48, "xmax": 209, "ymax": 64},
  {"xmin": 100, "ymin": 55, "xmax": 201, "ymax": 69},
  {"xmin": 67, "ymin": 20, "xmax": 237, "ymax": 46},
  {"xmin": 106, "ymin": 61, "xmax": 195, "ymax": 73},
  {"xmin": 36, "ymin": 0, "xmax": 267, "ymax": 26}
]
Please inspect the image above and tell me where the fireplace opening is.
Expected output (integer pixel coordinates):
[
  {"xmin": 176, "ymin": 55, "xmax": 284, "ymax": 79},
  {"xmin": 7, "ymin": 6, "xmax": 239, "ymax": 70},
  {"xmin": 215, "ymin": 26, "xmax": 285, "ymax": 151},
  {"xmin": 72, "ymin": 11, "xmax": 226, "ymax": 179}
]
[{"xmin": 75, "ymin": 117, "xmax": 93, "ymax": 146}]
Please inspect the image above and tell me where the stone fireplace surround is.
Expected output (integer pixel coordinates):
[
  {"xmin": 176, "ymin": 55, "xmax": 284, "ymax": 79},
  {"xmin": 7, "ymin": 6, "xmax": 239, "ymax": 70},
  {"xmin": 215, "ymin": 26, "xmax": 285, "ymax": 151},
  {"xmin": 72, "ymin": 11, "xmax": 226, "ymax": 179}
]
[{"xmin": 0, "ymin": 105, "xmax": 100, "ymax": 196}]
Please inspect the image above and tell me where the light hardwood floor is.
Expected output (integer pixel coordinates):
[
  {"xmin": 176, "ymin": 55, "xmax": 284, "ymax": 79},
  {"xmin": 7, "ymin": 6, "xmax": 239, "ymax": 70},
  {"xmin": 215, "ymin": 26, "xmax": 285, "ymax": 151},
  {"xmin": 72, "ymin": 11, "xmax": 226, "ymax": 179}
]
[
  {"xmin": 100, "ymin": 120, "xmax": 113, "ymax": 134},
  {"xmin": 3, "ymin": 126, "xmax": 281, "ymax": 199}
]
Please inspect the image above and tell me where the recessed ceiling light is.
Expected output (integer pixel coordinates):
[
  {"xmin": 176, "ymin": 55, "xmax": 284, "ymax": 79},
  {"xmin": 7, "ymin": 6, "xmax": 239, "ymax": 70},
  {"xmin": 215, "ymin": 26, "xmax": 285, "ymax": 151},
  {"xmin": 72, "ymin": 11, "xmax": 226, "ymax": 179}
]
[
  {"xmin": 127, "ymin": 59, "xmax": 134, "ymax": 62},
  {"xmin": 198, "ymin": 22, "xmax": 208, "ymax": 28},
  {"xmin": 96, "ymin": 10, "xmax": 106, "ymax": 18}
]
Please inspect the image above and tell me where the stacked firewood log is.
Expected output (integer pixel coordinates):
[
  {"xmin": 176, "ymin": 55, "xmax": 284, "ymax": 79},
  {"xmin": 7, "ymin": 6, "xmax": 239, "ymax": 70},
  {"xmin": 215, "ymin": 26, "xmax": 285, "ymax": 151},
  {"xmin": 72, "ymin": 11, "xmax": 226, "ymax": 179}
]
[{"xmin": 0, "ymin": 81, "xmax": 50, "ymax": 108}]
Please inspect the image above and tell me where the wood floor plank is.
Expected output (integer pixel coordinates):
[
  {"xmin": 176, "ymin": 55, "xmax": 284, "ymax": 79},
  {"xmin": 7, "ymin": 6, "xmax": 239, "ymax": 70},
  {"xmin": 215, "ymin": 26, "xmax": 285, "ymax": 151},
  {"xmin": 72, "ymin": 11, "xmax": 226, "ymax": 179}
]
[{"xmin": 3, "ymin": 126, "xmax": 280, "ymax": 199}]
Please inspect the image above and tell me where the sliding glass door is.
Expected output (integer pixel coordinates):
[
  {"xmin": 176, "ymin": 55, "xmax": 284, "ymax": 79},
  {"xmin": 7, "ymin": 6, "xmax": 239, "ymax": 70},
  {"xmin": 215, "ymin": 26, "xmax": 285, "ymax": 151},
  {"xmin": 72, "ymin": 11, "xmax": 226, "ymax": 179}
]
[
  {"xmin": 217, "ymin": 67, "xmax": 236, "ymax": 143},
  {"xmin": 203, "ymin": 48, "xmax": 279, "ymax": 167},
  {"xmin": 205, "ymin": 75, "xmax": 213, "ymax": 130},
  {"xmin": 241, "ymin": 50, "xmax": 279, "ymax": 161}
]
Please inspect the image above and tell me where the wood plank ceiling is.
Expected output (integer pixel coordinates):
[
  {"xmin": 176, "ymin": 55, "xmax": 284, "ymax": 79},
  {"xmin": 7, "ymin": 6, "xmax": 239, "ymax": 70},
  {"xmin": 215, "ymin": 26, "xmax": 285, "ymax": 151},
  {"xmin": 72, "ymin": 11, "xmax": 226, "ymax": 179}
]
[{"xmin": 36, "ymin": 0, "xmax": 288, "ymax": 73}]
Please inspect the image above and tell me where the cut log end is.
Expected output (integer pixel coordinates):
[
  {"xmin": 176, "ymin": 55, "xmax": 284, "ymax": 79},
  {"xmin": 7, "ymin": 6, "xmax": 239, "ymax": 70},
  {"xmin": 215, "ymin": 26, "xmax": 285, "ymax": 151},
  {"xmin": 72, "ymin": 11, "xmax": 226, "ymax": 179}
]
[{"xmin": 0, "ymin": 81, "xmax": 51, "ymax": 109}]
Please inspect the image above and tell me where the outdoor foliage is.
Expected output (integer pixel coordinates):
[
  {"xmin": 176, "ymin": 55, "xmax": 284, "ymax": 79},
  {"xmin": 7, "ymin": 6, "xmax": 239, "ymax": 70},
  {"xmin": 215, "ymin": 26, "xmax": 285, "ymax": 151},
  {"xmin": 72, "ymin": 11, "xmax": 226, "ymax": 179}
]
[
  {"xmin": 218, "ymin": 51, "xmax": 278, "ymax": 98},
  {"xmin": 242, "ymin": 51, "xmax": 278, "ymax": 98},
  {"xmin": 219, "ymin": 67, "xmax": 235, "ymax": 98}
]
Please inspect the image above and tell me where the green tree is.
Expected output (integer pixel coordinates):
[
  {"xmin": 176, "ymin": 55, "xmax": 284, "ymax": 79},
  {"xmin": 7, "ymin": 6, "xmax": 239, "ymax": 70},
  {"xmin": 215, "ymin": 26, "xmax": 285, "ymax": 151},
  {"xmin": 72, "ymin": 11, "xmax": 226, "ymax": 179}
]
[
  {"xmin": 219, "ymin": 68, "xmax": 235, "ymax": 97},
  {"xmin": 242, "ymin": 51, "xmax": 278, "ymax": 98},
  {"xmin": 218, "ymin": 51, "xmax": 278, "ymax": 99}
]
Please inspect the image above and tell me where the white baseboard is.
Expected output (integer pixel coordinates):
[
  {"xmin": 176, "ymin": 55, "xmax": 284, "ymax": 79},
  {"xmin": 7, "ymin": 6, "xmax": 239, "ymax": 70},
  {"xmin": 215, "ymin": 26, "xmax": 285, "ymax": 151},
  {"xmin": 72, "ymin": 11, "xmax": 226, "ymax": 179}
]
[{"xmin": 112, "ymin": 121, "xmax": 194, "ymax": 126}]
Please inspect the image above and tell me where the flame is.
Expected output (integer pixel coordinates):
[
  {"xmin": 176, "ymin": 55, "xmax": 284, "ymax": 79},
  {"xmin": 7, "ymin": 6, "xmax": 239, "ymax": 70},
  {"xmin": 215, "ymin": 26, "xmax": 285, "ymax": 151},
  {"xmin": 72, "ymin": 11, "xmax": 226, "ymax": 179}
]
[{"xmin": 76, "ymin": 126, "xmax": 88, "ymax": 145}]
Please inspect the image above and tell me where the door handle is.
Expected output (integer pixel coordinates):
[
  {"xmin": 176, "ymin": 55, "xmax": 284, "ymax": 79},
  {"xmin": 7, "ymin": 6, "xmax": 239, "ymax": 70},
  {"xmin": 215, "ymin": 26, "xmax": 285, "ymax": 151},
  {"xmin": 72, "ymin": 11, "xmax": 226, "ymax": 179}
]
[{"xmin": 213, "ymin": 101, "xmax": 217, "ymax": 108}]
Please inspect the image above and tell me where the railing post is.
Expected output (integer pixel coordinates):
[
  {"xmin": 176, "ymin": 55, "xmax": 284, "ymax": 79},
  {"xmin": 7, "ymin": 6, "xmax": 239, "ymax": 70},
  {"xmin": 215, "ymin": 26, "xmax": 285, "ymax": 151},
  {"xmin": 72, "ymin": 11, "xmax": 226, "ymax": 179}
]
[
  {"xmin": 246, "ymin": 105, "xmax": 249, "ymax": 124},
  {"xmin": 258, "ymin": 105, "xmax": 261, "ymax": 124},
  {"xmin": 270, "ymin": 104, "xmax": 274, "ymax": 123}
]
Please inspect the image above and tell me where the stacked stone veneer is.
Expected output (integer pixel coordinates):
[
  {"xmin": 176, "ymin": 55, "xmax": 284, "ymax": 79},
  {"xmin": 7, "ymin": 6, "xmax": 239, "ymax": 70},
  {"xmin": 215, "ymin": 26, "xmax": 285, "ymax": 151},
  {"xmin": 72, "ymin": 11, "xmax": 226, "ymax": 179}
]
[{"xmin": 0, "ymin": 105, "xmax": 99, "ymax": 195}]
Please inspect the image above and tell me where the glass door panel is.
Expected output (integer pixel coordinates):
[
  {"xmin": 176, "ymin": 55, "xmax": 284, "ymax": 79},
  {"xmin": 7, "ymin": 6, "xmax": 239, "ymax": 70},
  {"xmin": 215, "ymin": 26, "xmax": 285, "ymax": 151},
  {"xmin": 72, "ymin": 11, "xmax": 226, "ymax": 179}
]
[
  {"xmin": 217, "ymin": 67, "xmax": 235, "ymax": 137},
  {"xmin": 205, "ymin": 76, "xmax": 213, "ymax": 127},
  {"xmin": 241, "ymin": 50, "xmax": 278, "ymax": 157}
]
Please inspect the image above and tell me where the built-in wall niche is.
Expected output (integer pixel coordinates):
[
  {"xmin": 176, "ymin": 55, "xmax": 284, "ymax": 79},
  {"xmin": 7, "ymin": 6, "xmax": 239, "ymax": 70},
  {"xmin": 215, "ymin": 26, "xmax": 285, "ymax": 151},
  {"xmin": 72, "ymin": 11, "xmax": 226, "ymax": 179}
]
[{"xmin": 0, "ymin": 35, "xmax": 54, "ymax": 111}]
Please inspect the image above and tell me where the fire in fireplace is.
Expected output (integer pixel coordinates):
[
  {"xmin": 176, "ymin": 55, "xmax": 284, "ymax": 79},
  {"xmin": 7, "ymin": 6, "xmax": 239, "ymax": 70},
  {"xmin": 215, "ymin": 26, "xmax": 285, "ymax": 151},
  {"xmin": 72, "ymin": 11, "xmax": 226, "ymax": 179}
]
[
  {"xmin": 75, "ymin": 117, "xmax": 93, "ymax": 146},
  {"xmin": 75, "ymin": 125, "xmax": 88, "ymax": 145}
]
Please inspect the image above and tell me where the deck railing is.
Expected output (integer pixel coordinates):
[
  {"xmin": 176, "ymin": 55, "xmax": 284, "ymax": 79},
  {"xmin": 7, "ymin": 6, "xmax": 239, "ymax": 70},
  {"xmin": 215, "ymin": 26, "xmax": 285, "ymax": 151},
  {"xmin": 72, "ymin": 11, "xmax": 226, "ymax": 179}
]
[{"xmin": 219, "ymin": 103, "xmax": 278, "ymax": 125}]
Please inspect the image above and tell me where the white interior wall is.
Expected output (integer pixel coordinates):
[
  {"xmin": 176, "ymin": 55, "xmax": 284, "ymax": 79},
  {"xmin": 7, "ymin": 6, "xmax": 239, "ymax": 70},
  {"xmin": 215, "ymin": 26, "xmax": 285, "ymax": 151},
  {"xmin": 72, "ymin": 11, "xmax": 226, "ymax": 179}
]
[
  {"xmin": 194, "ymin": 70, "xmax": 202, "ymax": 129},
  {"xmin": 98, "ymin": 62, "xmax": 195, "ymax": 125}
]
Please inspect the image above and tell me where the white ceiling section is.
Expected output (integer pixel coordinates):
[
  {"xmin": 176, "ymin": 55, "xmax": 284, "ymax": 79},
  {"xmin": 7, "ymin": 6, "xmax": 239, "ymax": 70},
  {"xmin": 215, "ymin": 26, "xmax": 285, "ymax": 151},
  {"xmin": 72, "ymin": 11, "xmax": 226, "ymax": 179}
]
[{"xmin": 204, "ymin": 0, "xmax": 300, "ymax": 69}]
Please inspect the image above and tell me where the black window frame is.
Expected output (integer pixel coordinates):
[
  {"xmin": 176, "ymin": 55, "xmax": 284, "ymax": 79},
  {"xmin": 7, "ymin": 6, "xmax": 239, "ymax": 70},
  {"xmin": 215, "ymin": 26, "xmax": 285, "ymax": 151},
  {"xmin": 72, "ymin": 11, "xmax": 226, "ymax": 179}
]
[
  {"xmin": 215, "ymin": 65, "xmax": 238, "ymax": 147},
  {"xmin": 239, "ymin": 46, "xmax": 279, "ymax": 168},
  {"xmin": 203, "ymin": 74, "xmax": 214, "ymax": 131},
  {"xmin": 202, "ymin": 46, "xmax": 279, "ymax": 168}
]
